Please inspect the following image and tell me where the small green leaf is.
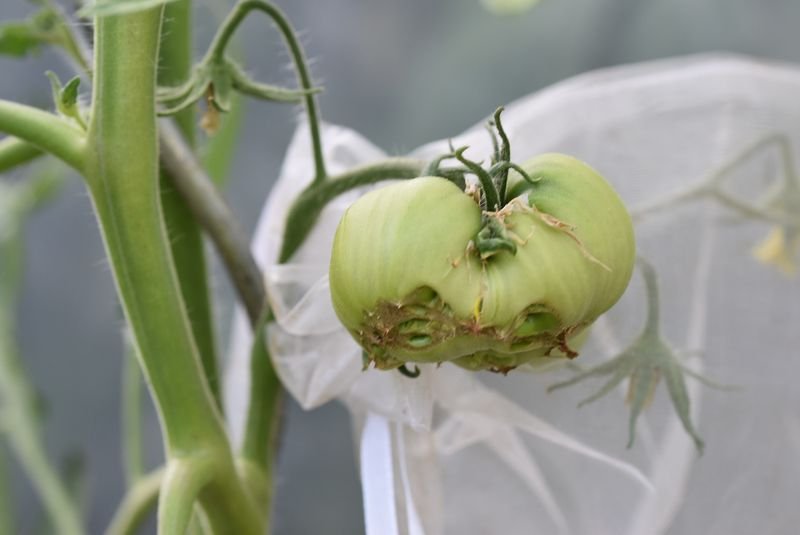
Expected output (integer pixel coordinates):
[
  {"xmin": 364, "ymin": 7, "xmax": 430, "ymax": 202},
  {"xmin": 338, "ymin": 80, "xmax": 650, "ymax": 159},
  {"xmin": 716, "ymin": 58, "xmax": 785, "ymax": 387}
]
[
  {"xmin": 46, "ymin": 70, "xmax": 64, "ymax": 101},
  {"xmin": 210, "ymin": 63, "xmax": 234, "ymax": 112},
  {"xmin": 227, "ymin": 60, "xmax": 317, "ymax": 104},
  {"xmin": 78, "ymin": 0, "xmax": 179, "ymax": 18},
  {"xmin": 60, "ymin": 77, "xmax": 81, "ymax": 109},
  {"xmin": 45, "ymin": 72, "xmax": 86, "ymax": 129}
]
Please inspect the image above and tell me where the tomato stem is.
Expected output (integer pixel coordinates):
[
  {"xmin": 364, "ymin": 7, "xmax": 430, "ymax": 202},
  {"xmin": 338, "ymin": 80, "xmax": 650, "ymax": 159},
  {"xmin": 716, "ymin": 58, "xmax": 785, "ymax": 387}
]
[{"xmin": 205, "ymin": 0, "xmax": 327, "ymax": 184}]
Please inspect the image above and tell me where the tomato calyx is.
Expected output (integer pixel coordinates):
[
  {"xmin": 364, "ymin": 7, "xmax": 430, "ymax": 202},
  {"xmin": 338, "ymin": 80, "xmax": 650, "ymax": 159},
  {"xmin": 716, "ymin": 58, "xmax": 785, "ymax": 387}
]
[{"xmin": 426, "ymin": 108, "xmax": 560, "ymax": 267}]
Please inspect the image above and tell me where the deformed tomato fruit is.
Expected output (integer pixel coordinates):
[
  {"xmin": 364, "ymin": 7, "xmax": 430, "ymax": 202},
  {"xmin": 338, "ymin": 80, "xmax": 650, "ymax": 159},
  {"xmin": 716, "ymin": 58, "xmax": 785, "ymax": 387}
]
[{"xmin": 329, "ymin": 153, "xmax": 635, "ymax": 372}]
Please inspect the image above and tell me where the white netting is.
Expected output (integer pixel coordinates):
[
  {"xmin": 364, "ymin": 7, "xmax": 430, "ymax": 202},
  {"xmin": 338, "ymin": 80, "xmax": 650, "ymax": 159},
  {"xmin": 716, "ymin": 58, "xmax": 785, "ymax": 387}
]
[{"xmin": 225, "ymin": 54, "xmax": 800, "ymax": 535}]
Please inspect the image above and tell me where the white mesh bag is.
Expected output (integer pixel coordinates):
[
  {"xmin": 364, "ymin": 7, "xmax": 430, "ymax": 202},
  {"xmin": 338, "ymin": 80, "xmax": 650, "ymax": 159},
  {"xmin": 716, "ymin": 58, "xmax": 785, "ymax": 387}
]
[{"xmin": 226, "ymin": 53, "xmax": 800, "ymax": 535}]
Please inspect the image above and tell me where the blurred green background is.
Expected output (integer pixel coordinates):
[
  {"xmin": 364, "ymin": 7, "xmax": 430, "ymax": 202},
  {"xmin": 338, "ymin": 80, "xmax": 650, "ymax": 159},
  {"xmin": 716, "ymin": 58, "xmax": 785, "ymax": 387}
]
[{"xmin": 1, "ymin": 0, "xmax": 799, "ymax": 532}]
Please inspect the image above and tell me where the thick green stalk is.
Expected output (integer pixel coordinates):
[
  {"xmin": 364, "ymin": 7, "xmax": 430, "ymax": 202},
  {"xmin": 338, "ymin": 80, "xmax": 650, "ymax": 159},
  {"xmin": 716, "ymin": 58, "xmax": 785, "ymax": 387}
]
[
  {"xmin": 85, "ymin": 8, "xmax": 260, "ymax": 533},
  {"xmin": 159, "ymin": 0, "xmax": 195, "ymax": 145},
  {"xmin": 158, "ymin": 0, "xmax": 222, "ymax": 408}
]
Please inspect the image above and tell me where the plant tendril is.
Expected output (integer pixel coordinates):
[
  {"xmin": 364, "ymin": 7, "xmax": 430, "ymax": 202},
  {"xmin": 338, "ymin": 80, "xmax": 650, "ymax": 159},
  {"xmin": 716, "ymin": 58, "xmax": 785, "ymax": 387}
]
[{"xmin": 158, "ymin": 0, "xmax": 328, "ymax": 182}]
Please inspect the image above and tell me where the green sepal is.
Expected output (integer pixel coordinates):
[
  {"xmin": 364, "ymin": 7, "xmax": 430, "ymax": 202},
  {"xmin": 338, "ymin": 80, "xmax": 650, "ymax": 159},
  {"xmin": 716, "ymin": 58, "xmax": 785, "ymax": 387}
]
[
  {"xmin": 210, "ymin": 62, "xmax": 234, "ymax": 112},
  {"xmin": 157, "ymin": 57, "xmax": 316, "ymax": 117},
  {"xmin": 547, "ymin": 258, "xmax": 720, "ymax": 454},
  {"xmin": 228, "ymin": 60, "xmax": 321, "ymax": 103},
  {"xmin": 475, "ymin": 217, "xmax": 517, "ymax": 259}
]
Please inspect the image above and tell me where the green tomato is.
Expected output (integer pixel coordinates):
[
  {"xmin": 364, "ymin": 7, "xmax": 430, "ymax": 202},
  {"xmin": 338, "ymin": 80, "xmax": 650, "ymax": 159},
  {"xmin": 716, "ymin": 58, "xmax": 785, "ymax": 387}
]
[{"xmin": 329, "ymin": 153, "xmax": 635, "ymax": 372}]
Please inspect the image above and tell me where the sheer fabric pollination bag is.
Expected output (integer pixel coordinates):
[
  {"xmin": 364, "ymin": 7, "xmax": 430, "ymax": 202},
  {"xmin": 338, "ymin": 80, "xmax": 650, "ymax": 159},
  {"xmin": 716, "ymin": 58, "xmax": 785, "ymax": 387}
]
[{"xmin": 226, "ymin": 54, "xmax": 800, "ymax": 535}]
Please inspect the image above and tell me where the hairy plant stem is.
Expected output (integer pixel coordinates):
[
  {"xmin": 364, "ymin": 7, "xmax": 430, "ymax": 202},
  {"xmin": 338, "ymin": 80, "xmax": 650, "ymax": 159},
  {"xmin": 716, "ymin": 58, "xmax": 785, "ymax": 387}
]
[
  {"xmin": 158, "ymin": 0, "xmax": 222, "ymax": 409},
  {"xmin": 279, "ymin": 158, "xmax": 425, "ymax": 262},
  {"xmin": 85, "ymin": 8, "xmax": 260, "ymax": 534},
  {"xmin": 159, "ymin": 122, "xmax": 266, "ymax": 323},
  {"xmin": 159, "ymin": 122, "xmax": 282, "ymax": 484},
  {"xmin": 209, "ymin": 0, "xmax": 326, "ymax": 183},
  {"xmin": 0, "ymin": 101, "xmax": 85, "ymax": 172}
]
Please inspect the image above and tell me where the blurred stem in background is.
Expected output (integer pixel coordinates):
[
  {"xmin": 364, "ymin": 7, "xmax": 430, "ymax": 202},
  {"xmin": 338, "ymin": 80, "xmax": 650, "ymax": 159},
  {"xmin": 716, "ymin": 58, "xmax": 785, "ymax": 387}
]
[
  {"xmin": 0, "ymin": 443, "xmax": 14, "ymax": 535},
  {"xmin": 122, "ymin": 340, "xmax": 145, "ymax": 487},
  {"xmin": 0, "ymin": 171, "xmax": 84, "ymax": 535}
]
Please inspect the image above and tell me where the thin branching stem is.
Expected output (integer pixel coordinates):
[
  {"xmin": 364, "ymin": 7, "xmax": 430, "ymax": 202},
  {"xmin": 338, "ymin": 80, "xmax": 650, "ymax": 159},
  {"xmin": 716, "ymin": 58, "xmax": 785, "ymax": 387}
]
[
  {"xmin": 0, "ymin": 137, "xmax": 43, "ymax": 173},
  {"xmin": 106, "ymin": 468, "xmax": 164, "ymax": 535},
  {"xmin": 122, "ymin": 338, "xmax": 144, "ymax": 487},
  {"xmin": 0, "ymin": 101, "xmax": 86, "ymax": 172},
  {"xmin": 0, "ymin": 179, "xmax": 83, "ymax": 535},
  {"xmin": 208, "ymin": 0, "xmax": 326, "ymax": 183},
  {"xmin": 159, "ymin": 120, "xmax": 266, "ymax": 324}
]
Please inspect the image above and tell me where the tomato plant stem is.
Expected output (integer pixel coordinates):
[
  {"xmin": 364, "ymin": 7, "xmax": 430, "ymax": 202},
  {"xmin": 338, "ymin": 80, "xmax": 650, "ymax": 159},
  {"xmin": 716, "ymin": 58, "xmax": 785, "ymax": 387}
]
[
  {"xmin": 280, "ymin": 158, "xmax": 425, "ymax": 262},
  {"xmin": 158, "ymin": 0, "xmax": 222, "ymax": 410},
  {"xmin": 0, "ymin": 99, "xmax": 86, "ymax": 172},
  {"xmin": 85, "ymin": 8, "xmax": 261, "ymax": 533},
  {"xmin": 0, "ymin": 137, "xmax": 43, "ymax": 173}
]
